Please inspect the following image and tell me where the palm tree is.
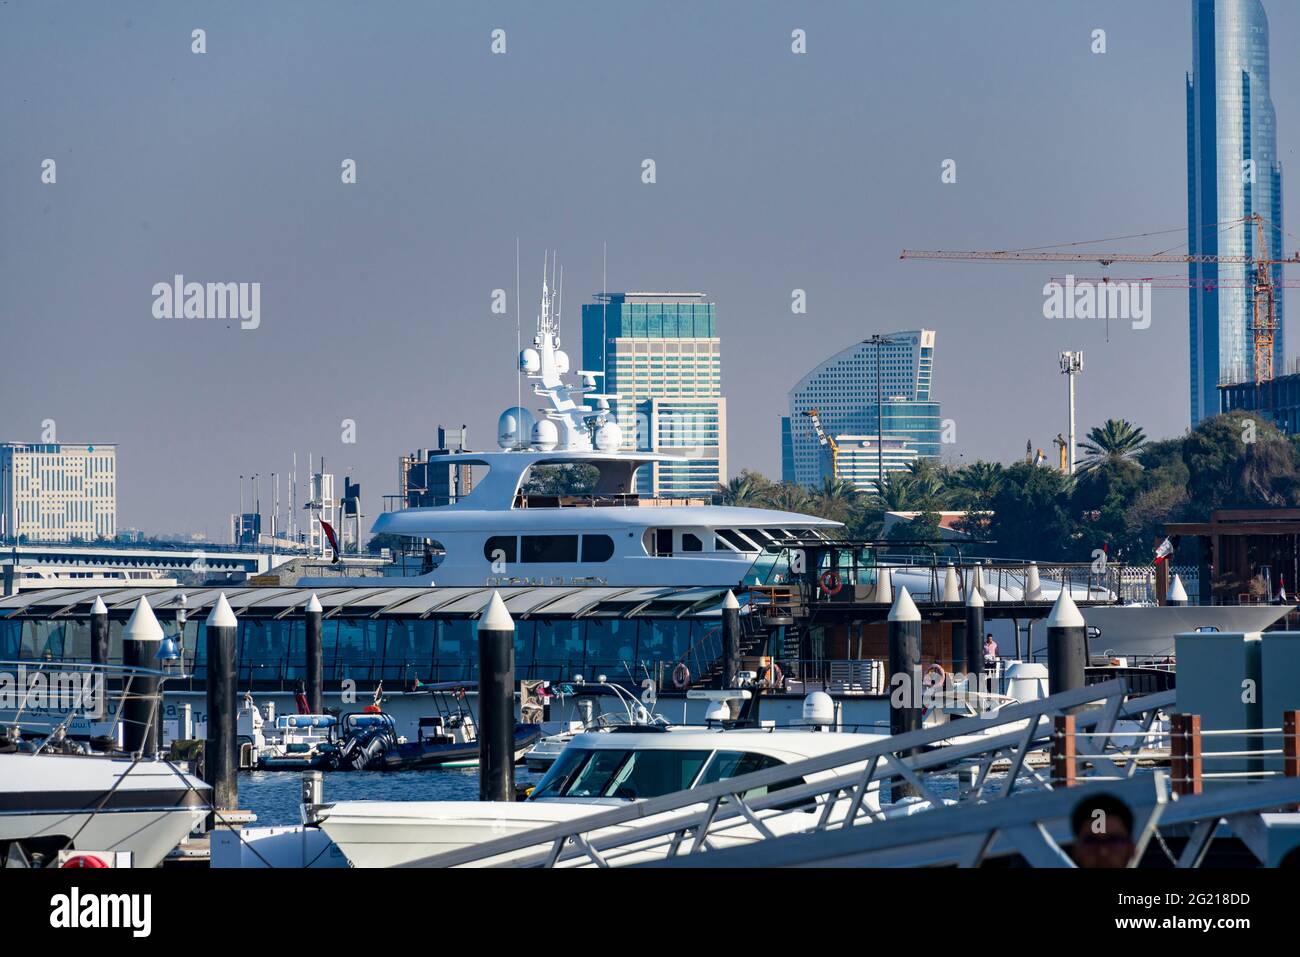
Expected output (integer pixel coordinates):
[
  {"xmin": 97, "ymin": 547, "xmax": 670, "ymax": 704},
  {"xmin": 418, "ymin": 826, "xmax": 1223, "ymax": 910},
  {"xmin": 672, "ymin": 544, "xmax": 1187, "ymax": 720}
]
[
  {"xmin": 870, "ymin": 471, "xmax": 917, "ymax": 512},
  {"xmin": 954, "ymin": 461, "xmax": 1004, "ymax": 506},
  {"xmin": 766, "ymin": 482, "xmax": 811, "ymax": 514},
  {"xmin": 1079, "ymin": 419, "xmax": 1147, "ymax": 471},
  {"xmin": 808, "ymin": 477, "xmax": 860, "ymax": 521},
  {"xmin": 716, "ymin": 473, "xmax": 763, "ymax": 506}
]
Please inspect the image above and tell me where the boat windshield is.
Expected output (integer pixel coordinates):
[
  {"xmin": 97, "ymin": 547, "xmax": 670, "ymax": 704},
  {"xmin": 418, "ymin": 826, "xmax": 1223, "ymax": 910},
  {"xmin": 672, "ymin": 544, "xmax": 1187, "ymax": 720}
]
[{"xmin": 529, "ymin": 747, "xmax": 789, "ymax": 801}]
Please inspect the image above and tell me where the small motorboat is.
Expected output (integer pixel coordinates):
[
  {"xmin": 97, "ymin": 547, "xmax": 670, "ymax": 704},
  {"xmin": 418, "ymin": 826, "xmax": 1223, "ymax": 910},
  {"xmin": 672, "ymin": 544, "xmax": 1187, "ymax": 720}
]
[{"xmin": 524, "ymin": 677, "xmax": 669, "ymax": 772}]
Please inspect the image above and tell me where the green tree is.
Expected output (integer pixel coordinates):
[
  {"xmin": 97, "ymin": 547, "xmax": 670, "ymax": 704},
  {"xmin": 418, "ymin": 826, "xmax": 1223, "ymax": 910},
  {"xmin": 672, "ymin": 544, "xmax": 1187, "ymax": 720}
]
[{"xmin": 1078, "ymin": 418, "xmax": 1147, "ymax": 471}]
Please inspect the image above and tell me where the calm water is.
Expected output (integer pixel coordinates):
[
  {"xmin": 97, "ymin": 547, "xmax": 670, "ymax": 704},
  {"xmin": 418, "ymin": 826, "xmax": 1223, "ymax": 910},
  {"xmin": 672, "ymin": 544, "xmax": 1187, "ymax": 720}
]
[{"xmin": 239, "ymin": 767, "xmax": 547, "ymax": 827}]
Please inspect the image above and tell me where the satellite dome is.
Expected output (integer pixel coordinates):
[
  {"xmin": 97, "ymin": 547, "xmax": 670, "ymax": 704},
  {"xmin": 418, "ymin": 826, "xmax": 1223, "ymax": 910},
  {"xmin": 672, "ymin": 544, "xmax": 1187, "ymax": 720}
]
[
  {"xmin": 800, "ymin": 691, "xmax": 835, "ymax": 727},
  {"xmin": 497, "ymin": 407, "xmax": 536, "ymax": 449},
  {"xmin": 594, "ymin": 420, "xmax": 623, "ymax": 452},
  {"xmin": 554, "ymin": 350, "xmax": 570, "ymax": 374},
  {"xmin": 519, "ymin": 348, "xmax": 541, "ymax": 374},
  {"xmin": 531, "ymin": 419, "xmax": 558, "ymax": 451}
]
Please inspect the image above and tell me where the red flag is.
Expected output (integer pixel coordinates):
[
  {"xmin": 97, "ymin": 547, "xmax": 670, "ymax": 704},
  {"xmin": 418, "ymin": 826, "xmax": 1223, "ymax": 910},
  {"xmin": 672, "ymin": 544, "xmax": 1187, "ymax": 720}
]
[
  {"xmin": 1153, "ymin": 537, "xmax": 1173, "ymax": 565},
  {"xmin": 319, "ymin": 518, "xmax": 340, "ymax": 563}
]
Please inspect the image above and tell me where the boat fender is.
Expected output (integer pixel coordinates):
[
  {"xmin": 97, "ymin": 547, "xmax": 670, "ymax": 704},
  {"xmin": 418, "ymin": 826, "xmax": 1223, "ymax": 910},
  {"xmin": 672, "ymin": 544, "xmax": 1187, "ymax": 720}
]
[
  {"xmin": 819, "ymin": 570, "xmax": 842, "ymax": 596},
  {"xmin": 61, "ymin": 854, "xmax": 109, "ymax": 869},
  {"xmin": 672, "ymin": 662, "xmax": 691, "ymax": 690}
]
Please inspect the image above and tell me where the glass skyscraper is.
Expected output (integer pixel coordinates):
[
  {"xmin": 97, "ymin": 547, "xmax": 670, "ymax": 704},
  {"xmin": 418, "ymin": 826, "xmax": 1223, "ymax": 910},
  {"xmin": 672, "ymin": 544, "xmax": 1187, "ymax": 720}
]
[
  {"xmin": 1188, "ymin": 0, "xmax": 1284, "ymax": 424},
  {"xmin": 782, "ymin": 330, "xmax": 941, "ymax": 490},
  {"xmin": 581, "ymin": 293, "xmax": 726, "ymax": 498}
]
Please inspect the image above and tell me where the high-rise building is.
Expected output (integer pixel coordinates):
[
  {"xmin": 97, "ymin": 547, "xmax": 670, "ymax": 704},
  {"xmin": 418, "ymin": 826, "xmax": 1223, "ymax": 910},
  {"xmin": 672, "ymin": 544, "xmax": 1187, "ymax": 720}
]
[
  {"xmin": 1188, "ymin": 0, "xmax": 1284, "ymax": 423},
  {"xmin": 0, "ymin": 443, "xmax": 117, "ymax": 543},
  {"xmin": 783, "ymin": 330, "xmax": 940, "ymax": 490},
  {"xmin": 581, "ymin": 292, "xmax": 726, "ymax": 498}
]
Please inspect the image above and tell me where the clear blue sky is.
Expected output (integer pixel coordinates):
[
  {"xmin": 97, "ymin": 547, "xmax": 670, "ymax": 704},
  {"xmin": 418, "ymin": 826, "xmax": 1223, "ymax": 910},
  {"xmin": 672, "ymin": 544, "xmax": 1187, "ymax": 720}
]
[{"xmin": 3, "ymin": 1, "xmax": 1298, "ymax": 537}]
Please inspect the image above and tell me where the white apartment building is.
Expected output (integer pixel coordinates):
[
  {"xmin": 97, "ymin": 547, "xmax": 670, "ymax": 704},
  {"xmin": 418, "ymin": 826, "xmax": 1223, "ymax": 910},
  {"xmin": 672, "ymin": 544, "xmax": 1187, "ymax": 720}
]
[{"xmin": 0, "ymin": 443, "xmax": 117, "ymax": 542}]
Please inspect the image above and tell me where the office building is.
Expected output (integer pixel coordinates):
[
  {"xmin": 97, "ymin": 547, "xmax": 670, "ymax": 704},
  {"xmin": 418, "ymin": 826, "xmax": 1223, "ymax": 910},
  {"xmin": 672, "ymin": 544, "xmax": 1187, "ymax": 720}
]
[
  {"xmin": 1188, "ymin": 0, "xmax": 1285, "ymax": 422},
  {"xmin": 783, "ymin": 330, "xmax": 940, "ymax": 490},
  {"xmin": 581, "ymin": 292, "xmax": 726, "ymax": 497},
  {"xmin": 0, "ymin": 443, "xmax": 116, "ymax": 543}
]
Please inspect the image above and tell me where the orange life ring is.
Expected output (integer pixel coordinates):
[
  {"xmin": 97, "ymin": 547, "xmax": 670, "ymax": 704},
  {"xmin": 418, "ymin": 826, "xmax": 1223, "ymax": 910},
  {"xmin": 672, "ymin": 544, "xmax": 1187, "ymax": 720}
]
[
  {"xmin": 819, "ymin": 570, "xmax": 842, "ymax": 596},
  {"xmin": 765, "ymin": 662, "xmax": 785, "ymax": 686},
  {"xmin": 671, "ymin": 662, "xmax": 691, "ymax": 690},
  {"xmin": 61, "ymin": 854, "xmax": 109, "ymax": 869},
  {"xmin": 924, "ymin": 663, "xmax": 947, "ymax": 688}
]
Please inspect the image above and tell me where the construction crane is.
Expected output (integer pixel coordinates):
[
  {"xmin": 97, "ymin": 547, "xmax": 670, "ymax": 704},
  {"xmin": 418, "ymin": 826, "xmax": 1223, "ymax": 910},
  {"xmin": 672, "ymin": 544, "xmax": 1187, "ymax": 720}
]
[
  {"xmin": 1053, "ymin": 433, "xmax": 1068, "ymax": 472},
  {"xmin": 802, "ymin": 409, "xmax": 840, "ymax": 480},
  {"xmin": 902, "ymin": 213, "xmax": 1300, "ymax": 384}
]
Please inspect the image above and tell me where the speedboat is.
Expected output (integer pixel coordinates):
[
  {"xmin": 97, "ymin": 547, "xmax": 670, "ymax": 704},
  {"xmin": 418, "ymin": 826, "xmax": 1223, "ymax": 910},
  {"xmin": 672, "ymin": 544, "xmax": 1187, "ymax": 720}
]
[
  {"xmin": 315, "ymin": 718, "xmax": 890, "ymax": 868},
  {"xmin": 0, "ymin": 750, "xmax": 208, "ymax": 868}
]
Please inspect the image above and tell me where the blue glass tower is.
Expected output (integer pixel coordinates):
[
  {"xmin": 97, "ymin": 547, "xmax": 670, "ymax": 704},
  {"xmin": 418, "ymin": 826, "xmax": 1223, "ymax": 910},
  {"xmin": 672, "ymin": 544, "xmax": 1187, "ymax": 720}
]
[{"xmin": 1188, "ymin": 0, "xmax": 1284, "ymax": 424}]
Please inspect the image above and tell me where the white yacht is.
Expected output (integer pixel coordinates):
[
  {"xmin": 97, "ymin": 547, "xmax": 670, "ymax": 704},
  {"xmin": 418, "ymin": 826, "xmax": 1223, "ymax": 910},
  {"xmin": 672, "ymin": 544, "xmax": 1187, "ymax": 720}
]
[
  {"xmin": 338, "ymin": 266, "xmax": 842, "ymax": 589},
  {"xmin": 0, "ymin": 751, "xmax": 208, "ymax": 868},
  {"xmin": 315, "ymin": 719, "xmax": 890, "ymax": 868}
]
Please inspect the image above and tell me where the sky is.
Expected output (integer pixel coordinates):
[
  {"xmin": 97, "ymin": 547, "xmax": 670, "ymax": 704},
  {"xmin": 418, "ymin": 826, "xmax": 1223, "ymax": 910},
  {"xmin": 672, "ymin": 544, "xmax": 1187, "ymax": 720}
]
[{"xmin": 3, "ymin": 0, "xmax": 1299, "ymax": 538}]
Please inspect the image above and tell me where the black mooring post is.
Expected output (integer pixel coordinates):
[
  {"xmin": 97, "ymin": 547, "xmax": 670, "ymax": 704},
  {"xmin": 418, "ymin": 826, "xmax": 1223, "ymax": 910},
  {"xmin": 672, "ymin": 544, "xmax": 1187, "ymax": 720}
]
[
  {"xmin": 965, "ymin": 583, "xmax": 985, "ymax": 685},
  {"xmin": 950, "ymin": 619, "xmax": 966, "ymax": 674},
  {"xmin": 121, "ymin": 597, "xmax": 162, "ymax": 756},
  {"xmin": 1046, "ymin": 590, "xmax": 1087, "ymax": 710},
  {"xmin": 90, "ymin": 595, "xmax": 109, "ymax": 667},
  {"xmin": 888, "ymin": 587, "xmax": 923, "ymax": 801},
  {"xmin": 478, "ymin": 591, "xmax": 515, "ymax": 802},
  {"xmin": 721, "ymin": 589, "xmax": 741, "ymax": 689},
  {"xmin": 205, "ymin": 594, "xmax": 239, "ymax": 816},
  {"xmin": 305, "ymin": 593, "xmax": 324, "ymax": 714}
]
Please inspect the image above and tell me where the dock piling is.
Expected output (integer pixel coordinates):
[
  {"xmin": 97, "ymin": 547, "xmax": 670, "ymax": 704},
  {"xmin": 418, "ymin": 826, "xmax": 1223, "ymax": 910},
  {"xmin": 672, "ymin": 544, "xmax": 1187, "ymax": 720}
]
[
  {"xmin": 964, "ymin": 585, "xmax": 985, "ymax": 687},
  {"xmin": 721, "ymin": 590, "xmax": 740, "ymax": 689},
  {"xmin": 478, "ymin": 591, "xmax": 515, "ymax": 802},
  {"xmin": 305, "ymin": 593, "xmax": 323, "ymax": 714},
  {"xmin": 205, "ymin": 593, "xmax": 239, "ymax": 818},
  {"xmin": 1046, "ymin": 590, "xmax": 1087, "ymax": 706},
  {"xmin": 888, "ymin": 587, "xmax": 922, "ymax": 801},
  {"xmin": 121, "ymin": 596, "xmax": 163, "ymax": 756},
  {"xmin": 90, "ymin": 595, "xmax": 108, "ymax": 667}
]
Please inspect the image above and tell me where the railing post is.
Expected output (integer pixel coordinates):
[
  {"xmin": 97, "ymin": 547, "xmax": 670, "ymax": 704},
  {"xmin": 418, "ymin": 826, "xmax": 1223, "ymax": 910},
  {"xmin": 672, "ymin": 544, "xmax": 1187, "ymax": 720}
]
[
  {"xmin": 1171, "ymin": 713, "xmax": 1203, "ymax": 796},
  {"xmin": 1051, "ymin": 713, "xmax": 1076, "ymax": 787},
  {"xmin": 1284, "ymin": 710, "xmax": 1300, "ymax": 779}
]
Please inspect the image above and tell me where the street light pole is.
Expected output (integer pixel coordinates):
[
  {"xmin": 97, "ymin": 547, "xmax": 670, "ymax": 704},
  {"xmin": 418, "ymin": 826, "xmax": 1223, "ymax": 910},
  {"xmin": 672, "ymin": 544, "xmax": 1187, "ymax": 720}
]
[{"xmin": 864, "ymin": 335, "xmax": 897, "ymax": 493}]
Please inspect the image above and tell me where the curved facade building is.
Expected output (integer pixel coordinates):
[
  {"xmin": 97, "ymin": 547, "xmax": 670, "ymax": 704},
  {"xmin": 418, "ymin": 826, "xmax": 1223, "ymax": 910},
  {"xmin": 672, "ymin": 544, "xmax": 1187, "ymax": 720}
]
[
  {"xmin": 1188, "ymin": 0, "xmax": 1284, "ymax": 423},
  {"xmin": 782, "ymin": 330, "xmax": 940, "ymax": 490}
]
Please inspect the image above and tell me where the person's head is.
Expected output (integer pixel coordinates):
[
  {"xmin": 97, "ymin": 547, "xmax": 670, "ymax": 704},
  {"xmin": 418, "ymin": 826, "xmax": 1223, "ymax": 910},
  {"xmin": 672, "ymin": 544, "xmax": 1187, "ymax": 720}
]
[{"xmin": 1071, "ymin": 793, "xmax": 1135, "ymax": 868}]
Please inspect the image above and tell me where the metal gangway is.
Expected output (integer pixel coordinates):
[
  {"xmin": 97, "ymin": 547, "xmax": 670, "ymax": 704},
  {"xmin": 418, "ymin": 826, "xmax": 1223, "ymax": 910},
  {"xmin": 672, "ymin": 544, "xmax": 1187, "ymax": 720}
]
[{"xmin": 404, "ymin": 679, "xmax": 1298, "ymax": 869}]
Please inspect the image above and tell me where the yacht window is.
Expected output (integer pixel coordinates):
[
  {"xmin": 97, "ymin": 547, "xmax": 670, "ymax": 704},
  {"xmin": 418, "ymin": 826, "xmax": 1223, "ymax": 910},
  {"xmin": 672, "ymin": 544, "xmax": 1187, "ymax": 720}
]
[
  {"xmin": 715, "ymin": 529, "xmax": 755, "ymax": 552},
  {"xmin": 601, "ymin": 749, "xmax": 711, "ymax": 799},
  {"xmin": 483, "ymin": 536, "xmax": 517, "ymax": 564},
  {"xmin": 529, "ymin": 747, "xmax": 595, "ymax": 800},
  {"xmin": 682, "ymin": 532, "xmax": 703, "ymax": 552},
  {"xmin": 740, "ymin": 528, "xmax": 771, "ymax": 545},
  {"xmin": 763, "ymin": 528, "xmax": 795, "ymax": 541},
  {"xmin": 655, "ymin": 529, "xmax": 673, "ymax": 556},
  {"xmin": 530, "ymin": 748, "xmax": 712, "ymax": 800},
  {"xmin": 521, "ymin": 535, "xmax": 579, "ymax": 563},
  {"xmin": 697, "ymin": 751, "xmax": 808, "ymax": 806},
  {"xmin": 580, "ymin": 534, "xmax": 615, "ymax": 562}
]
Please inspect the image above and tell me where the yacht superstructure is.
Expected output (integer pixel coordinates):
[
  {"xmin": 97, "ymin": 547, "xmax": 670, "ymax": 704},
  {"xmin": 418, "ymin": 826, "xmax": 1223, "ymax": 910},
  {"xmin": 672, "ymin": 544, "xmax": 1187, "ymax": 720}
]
[{"xmin": 357, "ymin": 260, "xmax": 841, "ymax": 588}]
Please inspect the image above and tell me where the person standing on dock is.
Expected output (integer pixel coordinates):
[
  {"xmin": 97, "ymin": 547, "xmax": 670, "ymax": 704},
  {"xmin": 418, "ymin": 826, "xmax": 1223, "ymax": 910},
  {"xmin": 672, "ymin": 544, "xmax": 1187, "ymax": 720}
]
[{"xmin": 983, "ymin": 633, "xmax": 998, "ymax": 667}]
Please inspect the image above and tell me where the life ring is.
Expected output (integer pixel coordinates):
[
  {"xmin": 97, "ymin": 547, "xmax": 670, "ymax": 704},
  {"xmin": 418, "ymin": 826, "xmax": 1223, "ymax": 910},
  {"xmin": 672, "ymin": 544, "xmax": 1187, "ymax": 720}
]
[
  {"xmin": 61, "ymin": 854, "xmax": 108, "ymax": 869},
  {"xmin": 819, "ymin": 570, "xmax": 842, "ymax": 596},
  {"xmin": 923, "ymin": 663, "xmax": 947, "ymax": 688},
  {"xmin": 764, "ymin": 662, "xmax": 785, "ymax": 686},
  {"xmin": 671, "ymin": 662, "xmax": 691, "ymax": 690}
]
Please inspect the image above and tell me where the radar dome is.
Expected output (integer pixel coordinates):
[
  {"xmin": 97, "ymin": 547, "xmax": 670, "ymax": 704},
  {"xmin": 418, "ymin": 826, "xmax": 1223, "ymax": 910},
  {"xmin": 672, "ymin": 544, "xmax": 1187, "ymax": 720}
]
[
  {"xmin": 497, "ymin": 407, "xmax": 536, "ymax": 449},
  {"xmin": 594, "ymin": 420, "xmax": 623, "ymax": 452},
  {"xmin": 531, "ymin": 419, "xmax": 558, "ymax": 451},
  {"xmin": 519, "ymin": 348, "xmax": 541, "ymax": 374},
  {"xmin": 554, "ymin": 350, "xmax": 570, "ymax": 374},
  {"xmin": 800, "ymin": 691, "xmax": 835, "ymax": 727}
]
